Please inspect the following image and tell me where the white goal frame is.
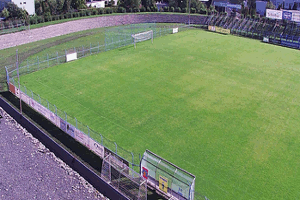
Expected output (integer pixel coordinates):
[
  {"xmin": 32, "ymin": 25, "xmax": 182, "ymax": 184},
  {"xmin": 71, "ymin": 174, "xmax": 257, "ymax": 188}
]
[{"xmin": 132, "ymin": 30, "xmax": 153, "ymax": 48}]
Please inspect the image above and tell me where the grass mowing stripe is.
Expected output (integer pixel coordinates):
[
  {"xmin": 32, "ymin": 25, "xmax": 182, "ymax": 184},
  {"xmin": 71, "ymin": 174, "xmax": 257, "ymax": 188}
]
[{"xmin": 20, "ymin": 29, "xmax": 300, "ymax": 200}]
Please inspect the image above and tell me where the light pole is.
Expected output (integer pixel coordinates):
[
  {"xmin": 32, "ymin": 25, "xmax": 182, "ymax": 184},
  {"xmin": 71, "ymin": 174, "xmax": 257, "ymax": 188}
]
[{"xmin": 188, "ymin": 0, "xmax": 191, "ymax": 25}]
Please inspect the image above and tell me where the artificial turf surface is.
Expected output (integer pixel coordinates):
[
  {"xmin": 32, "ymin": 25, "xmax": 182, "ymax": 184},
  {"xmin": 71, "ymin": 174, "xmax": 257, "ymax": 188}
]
[{"xmin": 20, "ymin": 29, "xmax": 300, "ymax": 200}]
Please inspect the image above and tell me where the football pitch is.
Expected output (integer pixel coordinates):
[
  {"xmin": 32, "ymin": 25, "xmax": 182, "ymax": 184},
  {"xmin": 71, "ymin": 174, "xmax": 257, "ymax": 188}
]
[{"xmin": 20, "ymin": 29, "xmax": 300, "ymax": 199}]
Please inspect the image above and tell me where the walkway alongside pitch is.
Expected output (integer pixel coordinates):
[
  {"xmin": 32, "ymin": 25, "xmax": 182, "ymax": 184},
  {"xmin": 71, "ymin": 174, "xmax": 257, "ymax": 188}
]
[{"xmin": 0, "ymin": 107, "xmax": 105, "ymax": 200}]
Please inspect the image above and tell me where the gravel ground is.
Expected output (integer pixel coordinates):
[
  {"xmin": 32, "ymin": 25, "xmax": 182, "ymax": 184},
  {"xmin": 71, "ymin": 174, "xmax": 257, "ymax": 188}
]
[{"xmin": 0, "ymin": 107, "xmax": 107, "ymax": 200}]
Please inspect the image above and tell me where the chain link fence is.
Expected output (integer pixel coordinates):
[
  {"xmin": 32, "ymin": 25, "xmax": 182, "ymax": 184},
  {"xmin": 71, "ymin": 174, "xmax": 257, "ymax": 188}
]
[{"xmin": 0, "ymin": 19, "xmax": 29, "ymax": 35}]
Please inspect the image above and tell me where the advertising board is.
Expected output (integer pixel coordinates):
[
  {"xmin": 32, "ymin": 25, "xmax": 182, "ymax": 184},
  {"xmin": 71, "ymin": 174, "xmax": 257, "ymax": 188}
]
[
  {"xmin": 66, "ymin": 52, "xmax": 77, "ymax": 62},
  {"xmin": 215, "ymin": 27, "xmax": 230, "ymax": 34},
  {"xmin": 266, "ymin": 9, "xmax": 282, "ymax": 20}
]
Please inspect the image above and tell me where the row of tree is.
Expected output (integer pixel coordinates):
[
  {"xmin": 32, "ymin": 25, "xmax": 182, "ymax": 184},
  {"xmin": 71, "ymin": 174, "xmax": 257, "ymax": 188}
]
[{"xmin": 35, "ymin": 0, "xmax": 86, "ymax": 16}]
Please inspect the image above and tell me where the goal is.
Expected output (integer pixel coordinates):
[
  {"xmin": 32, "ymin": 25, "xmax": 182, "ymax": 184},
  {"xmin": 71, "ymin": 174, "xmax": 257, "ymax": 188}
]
[{"xmin": 132, "ymin": 30, "xmax": 153, "ymax": 48}]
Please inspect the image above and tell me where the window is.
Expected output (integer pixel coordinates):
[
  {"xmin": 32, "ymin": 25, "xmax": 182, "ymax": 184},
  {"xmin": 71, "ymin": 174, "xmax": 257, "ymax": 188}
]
[
  {"xmin": 20, "ymin": 2, "xmax": 22, "ymax": 4},
  {"xmin": 23, "ymin": 2, "xmax": 26, "ymax": 4}
]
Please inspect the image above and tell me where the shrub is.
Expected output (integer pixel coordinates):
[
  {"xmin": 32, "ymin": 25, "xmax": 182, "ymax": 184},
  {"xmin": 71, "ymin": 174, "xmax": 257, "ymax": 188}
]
[
  {"xmin": 92, "ymin": 9, "xmax": 97, "ymax": 15},
  {"xmin": 97, "ymin": 8, "xmax": 104, "ymax": 14},
  {"xmin": 170, "ymin": 7, "xmax": 174, "ymax": 12},
  {"xmin": 128, "ymin": 8, "xmax": 133, "ymax": 13},
  {"xmin": 80, "ymin": 10, "xmax": 86, "ymax": 16},
  {"xmin": 140, "ymin": 6, "xmax": 145, "ymax": 12},
  {"xmin": 112, "ymin": 7, "xmax": 118, "ymax": 13},
  {"xmin": 66, "ymin": 12, "xmax": 72, "ymax": 18},
  {"xmin": 199, "ymin": 8, "xmax": 207, "ymax": 14},
  {"xmin": 44, "ymin": 15, "xmax": 51, "ymax": 22},
  {"xmin": 30, "ymin": 16, "xmax": 37, "ymax": 25},
  {"xmin": 37, "ymin": 16, "xmax": 44, "ymax": 23},
  {"xmin": 73, "ymin": 12, "xmax": 79, "ymax": 18},
  {"xmin": 151, "ymin": 6, "xmax": 157, "ymax": 12},
  {"xmin": 59, "ymin": 14, "xmax": 64, "ymax": 19},
  {"xmin": 118, "ymin": 7, "xmax": 126, "ymax": 13},
  {"xmin": 191, "ymin": 8, "xmax": 196, "ymax": 13},
  {"xmin": 105, "ymin": 8, "xmax": 112, "ymax": 14},
  {"xmin": 163, "ymin": 6, "xmax": 169, "ymax": 12},
  {"xmin": 175, "ymin": 7, "xmax": 181, "ymax": 12},
  {"xmin": 182, "ymin": 7, "xmax": 187, "ymax": 13},
  {"xmin": 133, "ymin": 8, "xmax": 140, "ymax": 12},
  {"xmin": 86, "ymin": 10, "xmax": 91, "ymax": 16}
]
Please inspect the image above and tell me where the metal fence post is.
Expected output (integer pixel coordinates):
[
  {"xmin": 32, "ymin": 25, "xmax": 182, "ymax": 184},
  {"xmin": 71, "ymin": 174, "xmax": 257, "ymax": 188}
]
[
  {"xmin": 56, "ymin": 52, "xmax": 59, "ymax": 64},
  {"xmin": 38, "ymin": 94, "xmax": 41, "ymax": 103},
  {"xmin": 37, "ymin": 56, "xmax": 40, "ymax": 70},
  {"xmin": 31, "ymin": 90, "xmax": 33, "ymax": 98},
  {"xmin": 47, "ymin": 54, "xmax": 49, "ymax": 67},
  {"xmin": 24, "ymin": 85, "xmax": 27, "ymax": 95},
  {"xmin": 87, "ymin": 126, "xmax": 90, "ymax": 149},
  {"xmin": 54, "ymin": 105, "xmax": 57, "ymax": 115},
  {"xmin": 131, "ymin": 152, "xmax": 134, "ymax": 172},
  {"xmin": 114, "ymin": 142, "xmax": 117, "ymax": 154},
  {"xmin": 64, "ymin": 111, "xmax": 67, "ymax": 123},
  {"xmin": 5, "ymin": 66, "xmax": 9, "ymax": 84},
  {"xmin": 27, "ymin": 60, "xmax": 29, "ymax": 72},
  {"xmin": 100, "ymin": 133, "xmax": 103, "ymax": 145}
]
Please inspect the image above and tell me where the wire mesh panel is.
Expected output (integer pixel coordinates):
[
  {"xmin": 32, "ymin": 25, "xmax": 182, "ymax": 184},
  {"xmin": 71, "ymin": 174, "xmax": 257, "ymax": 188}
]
[{"xmin": 102, "ymin": 154, "xmax": 147, "ymax": 200}]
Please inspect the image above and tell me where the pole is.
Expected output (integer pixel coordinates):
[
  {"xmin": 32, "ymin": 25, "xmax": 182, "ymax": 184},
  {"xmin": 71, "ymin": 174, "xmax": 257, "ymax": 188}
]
[
  {"xmin": 16, "ymin": 49, "xmax": 22, "ymax": 115},
  {"xmin": 188, "ymin": 0, "xmax": 191, "ymax": 25}
]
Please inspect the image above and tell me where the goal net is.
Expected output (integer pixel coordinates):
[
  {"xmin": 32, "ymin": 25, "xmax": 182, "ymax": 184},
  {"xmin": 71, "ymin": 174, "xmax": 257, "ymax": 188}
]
[{"xmin": 132, "ymin": 30, "xmax": 153, "ymax": 48}]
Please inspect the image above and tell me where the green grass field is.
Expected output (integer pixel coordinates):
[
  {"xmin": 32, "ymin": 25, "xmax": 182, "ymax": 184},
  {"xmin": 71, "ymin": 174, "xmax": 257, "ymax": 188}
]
[{"xmin": 20, "ymin": 29, "xmax": 300, "ymax": 200}]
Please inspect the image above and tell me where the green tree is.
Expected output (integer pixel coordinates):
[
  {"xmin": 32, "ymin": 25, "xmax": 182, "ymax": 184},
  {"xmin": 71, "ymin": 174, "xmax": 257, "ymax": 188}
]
[
  {"xmin": 63, "ymin": 0, "xmax": 72, "ymax": 12},
  {"xmin": 35, "ymin": 0, "xmax": 43, "ymax": 15},
  {"xmin": 1, "ymin": 8, "xmax": 10, "ymax": 18},
  {"xmin": 277, "ymin": 3, "xmax": 282, "ymax": 10},
  {"xmin": 292, "ymin": 2, "xmax": 298, "ymax": 10},
  {"xmin": 141, "ymin": 0, "xmax": 154, "ymax": 8},
  {"xmin": 133, "ymin": 0, "xmax": 141, "ymax": 8},
  {"xmin": 248, "ymin": 0, "xmax": 256, "ymax": 16},
  {"xmin": 71, "ymin": 0, "xmax": 86, "ymax": 10},
  {"xmin": 41, "ymin": 0, "xmax": 51, "ymax": 15},
  {"xmin": 179, "ymin": 0, "xmax": 188, "ymax": 9},
  {"xmin": 266, "ymin": 0, "xmax": 275, "ymax": 9},
  {"xmin": 56, "ymin": 0, "xmax": 65, "ymax": 14},
  {"xmin": 6, "ymin": 3, "xmax": 28, "ymax": 19},
  {"xmin": 168, "ymin": 0, "xmax": 177, "ymax": 8}
]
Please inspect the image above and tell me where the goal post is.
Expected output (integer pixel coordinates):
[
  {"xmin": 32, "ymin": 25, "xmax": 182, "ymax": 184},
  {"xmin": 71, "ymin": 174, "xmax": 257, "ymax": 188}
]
[{"xmin": 132, "ymin": 30, "xmax": 153, "ymax": 48}]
